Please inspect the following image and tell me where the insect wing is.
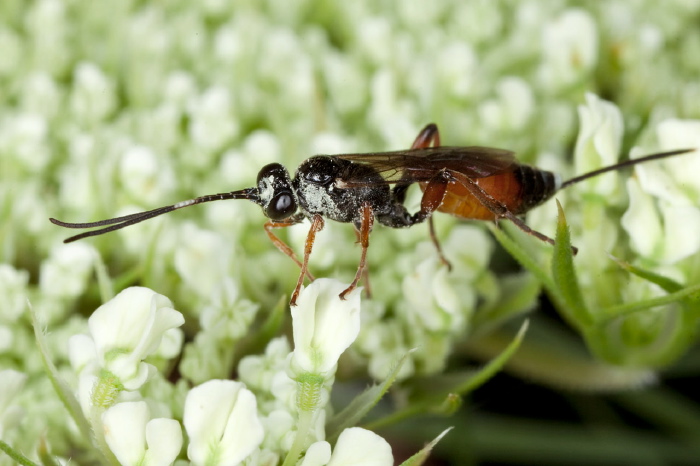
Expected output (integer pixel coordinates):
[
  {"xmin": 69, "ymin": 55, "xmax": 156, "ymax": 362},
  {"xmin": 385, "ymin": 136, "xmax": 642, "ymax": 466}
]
[{"xmin": 336, "ymin": 146, "xmax": 516, "ymax": 187}]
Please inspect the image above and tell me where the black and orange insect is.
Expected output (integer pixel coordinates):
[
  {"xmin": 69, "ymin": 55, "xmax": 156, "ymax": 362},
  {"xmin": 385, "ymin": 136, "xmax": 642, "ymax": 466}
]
[{"xmin": 51, "ymin": 124, "xmax": 695, "ymax": 305}]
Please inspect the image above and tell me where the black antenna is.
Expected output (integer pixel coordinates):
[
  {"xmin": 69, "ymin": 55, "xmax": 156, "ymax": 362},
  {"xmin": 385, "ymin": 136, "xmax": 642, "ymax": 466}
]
[
  {"xmin": 50, "ymin": 188, "xmax": 258, "ymax": 243},
  {"xmin": 560, "ymin": 148, "xmax": 696, "ymax": 189}
]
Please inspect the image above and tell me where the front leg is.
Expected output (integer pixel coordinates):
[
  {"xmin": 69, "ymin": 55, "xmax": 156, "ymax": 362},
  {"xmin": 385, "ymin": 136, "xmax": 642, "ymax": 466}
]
[
  {"xmin": 264, "ymin": 213, "xmax": 314, "ymax": 281},
  {"xmin": 290, "ymin": 214, "xmax": 325, "ymax": 306}
]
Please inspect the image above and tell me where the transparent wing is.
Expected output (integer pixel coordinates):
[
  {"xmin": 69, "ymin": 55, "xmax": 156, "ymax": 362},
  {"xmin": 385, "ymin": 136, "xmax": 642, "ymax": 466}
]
[{"xmin": 335, "ymin": 146, "xmax": 516, "ymax": 186}]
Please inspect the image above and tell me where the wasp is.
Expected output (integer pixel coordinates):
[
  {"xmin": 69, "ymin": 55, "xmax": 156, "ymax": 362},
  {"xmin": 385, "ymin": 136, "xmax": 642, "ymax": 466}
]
[{"xmin": 51, "ymin": 124, "xmax": 695, "ymax": 305}]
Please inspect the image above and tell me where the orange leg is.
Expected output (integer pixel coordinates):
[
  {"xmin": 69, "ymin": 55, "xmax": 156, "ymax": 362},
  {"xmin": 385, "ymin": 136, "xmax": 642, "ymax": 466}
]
[
  {"xmin": 411, "ymin": 124, "xmax": 452, "ymax": 269},
  {"xmin": 353, "ymin": 228, "xmax": 373, "ymax": 299},
  {"xmin": 290, "ymin": 215, "xmax": 325, "ymax": 306},
  {"xmin": 447, "ymin": 170, "xmax": 578, "ymax": 255},
  {"xmin": 264, "ymin": 217, "xmax": 315, "ymax": 281},
  {"xmin": 340, "ymin": 203, "xmax": 373, "ymax": 300}
]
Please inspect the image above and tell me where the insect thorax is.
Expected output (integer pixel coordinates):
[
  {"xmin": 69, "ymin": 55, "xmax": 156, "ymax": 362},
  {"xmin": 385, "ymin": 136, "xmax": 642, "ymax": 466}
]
[{"xmin": 293, "ymin": 156, "xmax": 391, "ymax": 223}]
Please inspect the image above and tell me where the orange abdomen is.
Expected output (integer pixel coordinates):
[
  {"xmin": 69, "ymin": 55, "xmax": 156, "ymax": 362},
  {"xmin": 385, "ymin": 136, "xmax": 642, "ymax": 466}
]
[{"xmin": 423, "ymin": 164, "xmax": 559, "ymax": 221}]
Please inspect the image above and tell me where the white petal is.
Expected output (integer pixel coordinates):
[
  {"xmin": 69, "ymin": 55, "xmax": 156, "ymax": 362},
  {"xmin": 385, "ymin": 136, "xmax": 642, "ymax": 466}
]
[
  {"xmin": 290, "ymin": 279, "xmax": 362, "ymax": 375},
  {"xmin": 103, "ymin": 402, "xmax": 149, "ymax": 466},
  {"xmin": 621, "ymin": 178, "xmax": 662, "ymax": 258},
  {"xmin": 658, "ymin": 203, "xmax": 700, "ymax": 263},
  {"xmin": 219, "ymin": 388, "xmax": 265, "ymax": 464},
  {"xmin": 88, "ymin": 287, "xmax": 183, "ymax": 388},
  {"xmin": 300, "ymin": 441, "xmax": 331, "ymax": 466},
  {"xmin": 327, "ymin": 428, "xmax": 393, "ymax": 466},
  {"xmin": 143, "ymin": 418, "xmax": 183, "ymax": 466},
  {"xmin": 67, "ymin": 334, "xmax": 97, "ymax": 373},
  {"xmin": 184, "ymin": 380, "xmax": 263, "ymax": 466}
]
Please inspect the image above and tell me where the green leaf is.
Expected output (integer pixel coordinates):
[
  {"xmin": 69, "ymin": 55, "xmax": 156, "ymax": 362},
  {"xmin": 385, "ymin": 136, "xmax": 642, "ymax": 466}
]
[
  {"xmin": 366, "ymin": 320, "xmax": 529, "ymax": 428},
  {"xmin": 608, "ymin": 255, "xmax": 683, "ymax": 293},
  {"xmin": 29, "ymin": 302, "xmax": 114, "ymax": 465},
  {"xmin": 93, "ymin": 251, "xmax": 114, "ymax": 303},
  {"xmin": 487, "ymin": 223, "xmax": 556, "ymax": 292},
  {"xmin": 450, "ymin": 319, "xmax": 529, "ymax": 395},
  {"xmin": 37, "ymin": 438, "xmax": 61, "ymax": 466},
  {"xmin": 551, "ymin": 201, "xmax": 591, "ymax": 327},
  {"xmin": 399, "ymin": 428, "xmax": 453, "ymax": 466},
  {"xmin": 29, "ymin": 302, "xmax": 93, "ymax": 443},
  {"xmin": 326, "ymin": 349, "xmax": 415, "ymax": 442},
  {"xmin": 0, "ymin": 439, "xmax": 38, "ymax": 466}
]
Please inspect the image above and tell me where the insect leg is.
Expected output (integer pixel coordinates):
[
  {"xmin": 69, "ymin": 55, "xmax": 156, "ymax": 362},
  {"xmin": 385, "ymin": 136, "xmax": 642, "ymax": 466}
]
[
  {"xmin": 352, "ymin": 228, "xmax": 373, "ymax": 299},
  {"xmin": 264, "ymin": 214, "xmax": 314, "ymax": 281},
  {"xmin": 410, "ymin": 123, "xmax": 441, "ymax": 149},
  {"xmin": 447, "ymin": 170, "xmax": 578, "ymax": 255},
  {"xmin": 410, "ymin": 124, "xmax": 452, "ymax": 269},
  {"xmin": 290, "ymin": 214, "xmax": 325, "ymax": 306},
  {"xmin": 340, "ymin": 203, "xmax": 374, "ymax": 301}
]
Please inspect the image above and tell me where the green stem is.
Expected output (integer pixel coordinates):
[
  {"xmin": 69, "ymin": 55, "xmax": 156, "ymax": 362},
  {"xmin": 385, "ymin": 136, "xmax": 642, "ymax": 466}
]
[
  {"xmin": 282, "ymin": 374, "xmax": 325, "ymax": 466},
  {"xmin": 598, "ymin": 281, "xmax": 700, "ymax": 325},
  {"xmin": 0, "ymin": 439, "xmax": 38, "ymax": 466}
]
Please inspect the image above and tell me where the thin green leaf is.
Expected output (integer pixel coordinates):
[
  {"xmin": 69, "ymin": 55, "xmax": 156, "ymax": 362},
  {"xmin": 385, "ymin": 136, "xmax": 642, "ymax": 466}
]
[
  {"xmin": 326, "ymin": 349, "xmax": 415, "ymax": 442},
  {"xmin": 28, "ymin": 301, "xmax": 110, "ymax": 465},
  {"xmin": 452, "ymin": 319, "xmax": 529, "ymax": 395},
  {"xmin": 551, "ymin": 201, "xmax": 591, "ymax": 326},
  {"xmin": 597, "ymin": 281, "xmax": 700, "ymax": 325},
  {"xmin": 608, "ymin": 254, "xmax": 682, "ymax": 293},
  {"xmin": 37, "ymin": 438, "xmax": 61, "ymax": 466},
  {"xmin": 0, "ymin": 439, "xmax": 38, "ymax": 466},
  {"xmin": 366, "ymin": 320, "xmax": 529, "ymax": 428},
  {"xmin": 487, "ymin": 223, "xmax": 557, "ymax": 292},
  {"xmin": 487, "ymin": 222, "xmax": 571, "ymax": 315},
  {"xmin": 93, "ymin": 250, "xmax": 114, "ymax": 303},
  {"xmin": 399, "ymin": 428, "xmax": 453, "ymax": 466},
  {"xmin": 29, "ymin": 301, "xmax": 93, "ymax": 442}
]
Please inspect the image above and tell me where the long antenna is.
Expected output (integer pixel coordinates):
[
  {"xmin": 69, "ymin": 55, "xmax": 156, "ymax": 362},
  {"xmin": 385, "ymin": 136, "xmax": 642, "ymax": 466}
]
[
  {"xmin": 50, "ymin": 188, "xmax": 258, "ymax": 243},
  {"xmin": 560, "ymin": 148, "xmax": 696, "ymax": 189}
]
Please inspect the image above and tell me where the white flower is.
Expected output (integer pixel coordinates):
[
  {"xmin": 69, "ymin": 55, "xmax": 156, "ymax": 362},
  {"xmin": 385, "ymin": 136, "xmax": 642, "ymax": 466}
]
[
  {"xmin": 479, "ymin": 77, "xmax": 535, "ymax": 132},
  {"xmin": 184, "ymin": 380, "xmax": 264, "ymax": 466},
  {"xmin": 119, "ymin": 144, "xmax": 175, "ymax": 205},
  {"xmin": 0, "ymin": 264, "xmax": 29, "ymax": 322},
  {"xmin": 0, "ymin": 112, "xmax": 49, "ymax": 172},
  {"xmin": 287, "ymin": 279, "xmax": 362, "ymax": 377},
  {"xmin": 103, "ymin": 401, "xmax": 182, "ymax": 466},
  {"xmin": 88, "ymin": 287, "xmax": 184, "ymax": 390},
  {"xmin": 0, "ymin": 369, "xmax": 28, "ymax": 438},
  {"xmin": 572, "ymin": 93, "xmax": 624, "ymax": 197},
  {"xmin": 187, "ymin": 86, "xmax": 238, "ymax": 158},
  {"xmin": 174, "ymin": 223, "xmax": 232, "ymax": 298},
  {"xmin": 540, "ymin": 9, "xmax": 598, "ymax": 88},
  {"xmin": 300, "ymin": 428, "xmax": 393, "ymax": 466},
  {"xmin": 69, "ymin": 62, "xmax": 116, "ymax": 122},
  {"xmin": 402, "ymin": 257, "xmax": 462, "ymax": 332},
  {"xmin": 621, "ymin": 119, "xmax": 700, "ymax": 262},
  {"xmin": 199, "ymin": 278, "xmax": 259, "ymax": 341},
  {"xmin": 39, "ymin": 242, "xmax": 95, "ymax": 299}
]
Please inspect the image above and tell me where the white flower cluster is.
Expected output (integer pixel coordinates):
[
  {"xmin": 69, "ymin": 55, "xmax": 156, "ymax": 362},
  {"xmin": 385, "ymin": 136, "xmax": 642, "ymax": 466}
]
[{"xmin": 57, "ymin": 281, "xmax": 402, "ymax": 465}]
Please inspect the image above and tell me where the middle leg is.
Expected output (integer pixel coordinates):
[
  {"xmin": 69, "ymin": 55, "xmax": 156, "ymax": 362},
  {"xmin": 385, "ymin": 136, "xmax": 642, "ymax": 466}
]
[{"xmin": 340, "ymin": 202, "xmax": 374, "ymax": 300}]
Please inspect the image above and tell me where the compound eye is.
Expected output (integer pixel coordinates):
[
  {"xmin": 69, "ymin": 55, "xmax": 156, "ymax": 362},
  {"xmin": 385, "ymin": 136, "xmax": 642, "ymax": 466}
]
[{"xmin": 266, "ymin": 192, "xmax": 296, "ymax": 220}]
